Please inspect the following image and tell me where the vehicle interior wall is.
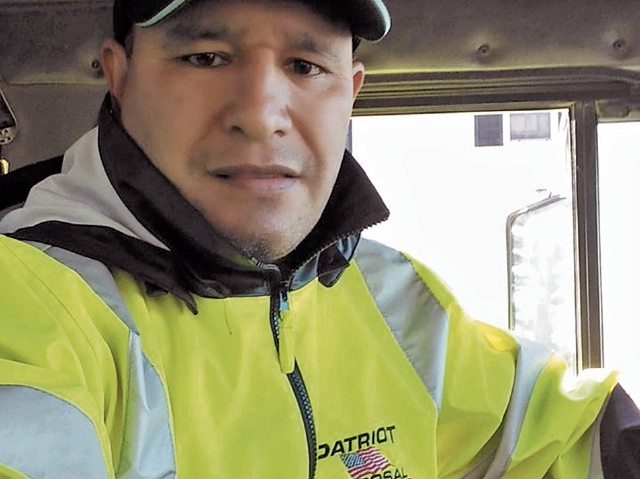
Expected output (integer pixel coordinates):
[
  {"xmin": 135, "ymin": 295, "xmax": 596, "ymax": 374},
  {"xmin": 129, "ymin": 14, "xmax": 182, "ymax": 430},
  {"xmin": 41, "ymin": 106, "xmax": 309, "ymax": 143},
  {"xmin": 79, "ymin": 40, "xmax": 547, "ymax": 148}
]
[{"xmin": 2, "ymin": 0, "xmax": 640, "ymax": 170}]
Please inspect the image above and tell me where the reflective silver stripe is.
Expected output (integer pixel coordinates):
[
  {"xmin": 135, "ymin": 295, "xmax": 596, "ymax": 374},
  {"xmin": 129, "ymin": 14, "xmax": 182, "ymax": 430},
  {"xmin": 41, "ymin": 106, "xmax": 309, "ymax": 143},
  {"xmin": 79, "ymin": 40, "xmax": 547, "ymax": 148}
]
[
  {"xmin": 0, "ymin": 385, "xmax": 109, "ymax": 479},
  {"xmin": 354, "ymin": 240, "xmax": 556, "ymax": 478},
  {"xmin": 43, "ymin": 245, "xmax": 139, "ymax": 333},
  {"xmin": 459, "ymin": 451, "xmax": 497, "ymax": 479},
  {"xmin": 353, "ymin": 238, "xmax": 449, "ymax": 411},
  {"xmin": 479, "ymin": 338, "xmax": 552, "ymax": 479},
  {"xmin": 118, "ymin": 333, "xmax": 176, "ymax": 479},
  {"xmin": 36, "ymin": 245, "xmax": 176, "ymax": 479}
]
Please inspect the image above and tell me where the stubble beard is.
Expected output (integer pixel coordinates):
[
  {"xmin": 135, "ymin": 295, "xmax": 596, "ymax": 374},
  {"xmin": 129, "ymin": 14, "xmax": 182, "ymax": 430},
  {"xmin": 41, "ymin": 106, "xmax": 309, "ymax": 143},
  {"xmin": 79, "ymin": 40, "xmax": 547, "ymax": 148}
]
[{"xmin": 220, "ymin": 212, "xmax": 317, "ymax": 264}]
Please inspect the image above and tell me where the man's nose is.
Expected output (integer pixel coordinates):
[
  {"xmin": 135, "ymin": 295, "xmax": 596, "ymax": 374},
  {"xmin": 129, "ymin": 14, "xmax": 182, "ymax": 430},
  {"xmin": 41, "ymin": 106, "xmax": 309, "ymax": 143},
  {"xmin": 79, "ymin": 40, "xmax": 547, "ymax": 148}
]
[{"xmin": 222, "ymin": 57, "xmax": 293, "ymax": 141}]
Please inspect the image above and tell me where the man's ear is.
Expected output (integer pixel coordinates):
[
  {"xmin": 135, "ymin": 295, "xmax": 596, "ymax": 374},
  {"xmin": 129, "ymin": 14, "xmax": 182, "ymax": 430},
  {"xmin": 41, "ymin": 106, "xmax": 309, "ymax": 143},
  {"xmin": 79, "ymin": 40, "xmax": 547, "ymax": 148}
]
[
  {"xmin": 100, "ymin": 38, "xmax": 129, "ymax": 101},
  {"xmin": 351, "ymin": 60, "xmax": 366, "ymax": 100}
]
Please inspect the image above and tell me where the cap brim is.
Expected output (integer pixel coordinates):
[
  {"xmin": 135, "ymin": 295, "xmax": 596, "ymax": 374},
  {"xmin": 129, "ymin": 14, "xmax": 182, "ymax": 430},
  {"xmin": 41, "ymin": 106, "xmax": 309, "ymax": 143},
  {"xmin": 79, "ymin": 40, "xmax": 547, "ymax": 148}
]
[{"xmin": 135, "ymin": 0, "xmax": 391, "ymax": 42}]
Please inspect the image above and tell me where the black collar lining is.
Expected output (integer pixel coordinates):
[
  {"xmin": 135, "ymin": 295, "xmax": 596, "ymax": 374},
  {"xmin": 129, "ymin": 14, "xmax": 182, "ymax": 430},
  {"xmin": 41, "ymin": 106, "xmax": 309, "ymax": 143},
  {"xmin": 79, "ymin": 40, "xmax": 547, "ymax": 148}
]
[{"xmin": 6, "ymin": 95, "xmax": 390, "ymax": 311}]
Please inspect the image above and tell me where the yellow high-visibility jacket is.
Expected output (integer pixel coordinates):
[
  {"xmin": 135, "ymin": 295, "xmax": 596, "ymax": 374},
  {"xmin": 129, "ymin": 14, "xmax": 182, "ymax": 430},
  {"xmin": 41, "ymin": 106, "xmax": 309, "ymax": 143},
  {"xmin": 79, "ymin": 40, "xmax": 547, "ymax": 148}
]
[
  {"xmin": 0, "ymin": 98, "xmax": 633, "ymax": 479},
  {"xmin": 0, "ymin": 234, "xmax": 617, "ymax": 479}
]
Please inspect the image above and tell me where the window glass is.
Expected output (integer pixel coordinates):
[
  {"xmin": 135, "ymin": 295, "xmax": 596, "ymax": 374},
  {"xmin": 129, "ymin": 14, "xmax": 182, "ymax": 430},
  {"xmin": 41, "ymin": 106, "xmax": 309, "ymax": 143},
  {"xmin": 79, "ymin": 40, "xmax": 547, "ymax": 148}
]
[
  {"xmin": 598, "ymin": 121, "xmax": 640, "ymax": 403},
  {"xmin": 475, "ymin": 114, "xmax": 503, "ymax": 147},
  {"xmin": 351, "ymin": 110, "xmax": 572, "ymax": 335},
  {"xmin": 510, "ymin": 112, "xmax": 552, "ymax": 141}
]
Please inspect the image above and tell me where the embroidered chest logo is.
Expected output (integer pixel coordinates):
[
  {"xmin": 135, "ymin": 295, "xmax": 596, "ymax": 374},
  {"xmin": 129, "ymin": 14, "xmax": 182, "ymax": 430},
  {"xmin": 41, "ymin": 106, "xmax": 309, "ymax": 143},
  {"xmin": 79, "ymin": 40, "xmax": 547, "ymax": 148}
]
[{"xmin": 317, "ymin": 425, "xmax": 411, "ymax": 479}]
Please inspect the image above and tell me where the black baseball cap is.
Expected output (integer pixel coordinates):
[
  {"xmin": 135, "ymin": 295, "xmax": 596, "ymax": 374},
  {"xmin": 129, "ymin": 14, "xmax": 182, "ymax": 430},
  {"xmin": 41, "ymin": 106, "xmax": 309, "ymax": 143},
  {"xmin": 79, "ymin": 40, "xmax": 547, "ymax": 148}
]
[{"xmin": 113, "ymin": 0, "xmax": 391, "ymax": 45}]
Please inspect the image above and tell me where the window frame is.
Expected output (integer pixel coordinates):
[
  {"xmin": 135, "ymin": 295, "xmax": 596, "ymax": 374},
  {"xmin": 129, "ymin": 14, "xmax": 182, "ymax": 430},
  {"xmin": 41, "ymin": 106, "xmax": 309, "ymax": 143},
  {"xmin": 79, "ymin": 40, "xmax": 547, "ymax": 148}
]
[{"xmin": 352, "ymin": 67, "xmax": 640, "ymax": 370}]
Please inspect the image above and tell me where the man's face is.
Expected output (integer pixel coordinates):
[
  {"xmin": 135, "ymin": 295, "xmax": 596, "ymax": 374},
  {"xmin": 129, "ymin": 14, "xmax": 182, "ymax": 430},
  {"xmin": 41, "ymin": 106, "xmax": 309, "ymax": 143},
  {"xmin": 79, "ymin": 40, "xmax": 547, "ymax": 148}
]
[{"xmin": 102, "ymin": 0, "xmax": 365, "ymax": 262}]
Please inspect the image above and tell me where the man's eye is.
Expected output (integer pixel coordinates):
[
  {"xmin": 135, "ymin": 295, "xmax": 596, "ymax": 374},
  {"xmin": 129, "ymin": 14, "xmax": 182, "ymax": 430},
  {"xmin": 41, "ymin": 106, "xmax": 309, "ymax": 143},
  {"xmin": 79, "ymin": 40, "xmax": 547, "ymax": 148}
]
[
  {"xmin": 290, "ymin": 59, "xmax": 324, "ymax": 76},
  {"xmin": 181, "ymin": 53, "xmax": 227, "ymax": 68}
]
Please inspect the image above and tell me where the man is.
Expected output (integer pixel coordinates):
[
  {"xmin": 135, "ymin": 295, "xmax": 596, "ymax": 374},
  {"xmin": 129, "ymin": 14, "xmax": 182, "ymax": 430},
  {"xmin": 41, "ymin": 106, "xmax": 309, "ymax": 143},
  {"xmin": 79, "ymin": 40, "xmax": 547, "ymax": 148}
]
[{"xmin": 0, "ymin": 0, "xmax": 638, "ymax": 477}]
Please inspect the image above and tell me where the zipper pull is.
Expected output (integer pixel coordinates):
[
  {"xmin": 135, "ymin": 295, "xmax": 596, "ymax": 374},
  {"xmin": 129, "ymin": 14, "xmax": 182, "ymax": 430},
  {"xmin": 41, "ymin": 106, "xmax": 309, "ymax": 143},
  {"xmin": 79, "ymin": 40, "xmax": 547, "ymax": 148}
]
[{"xmin": 278, "ymin": 290, "xmax": 295, "ymax": 374}]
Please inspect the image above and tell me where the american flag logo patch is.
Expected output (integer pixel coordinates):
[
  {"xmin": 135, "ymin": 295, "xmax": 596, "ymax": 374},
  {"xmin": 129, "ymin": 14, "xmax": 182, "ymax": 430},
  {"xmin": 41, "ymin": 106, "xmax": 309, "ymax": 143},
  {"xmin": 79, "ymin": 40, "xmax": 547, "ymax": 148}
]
[{"xmin": 340, "ymin": 446, "xmax": 392, "ymax": 479}]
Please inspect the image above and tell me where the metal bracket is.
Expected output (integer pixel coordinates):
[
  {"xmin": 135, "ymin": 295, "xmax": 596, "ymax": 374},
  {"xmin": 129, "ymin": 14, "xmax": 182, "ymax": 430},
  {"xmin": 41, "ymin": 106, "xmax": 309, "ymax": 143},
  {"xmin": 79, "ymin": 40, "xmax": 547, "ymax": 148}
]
[{"xmin": 0, "ymin": 89, "xmax": 17, "ymax": 146}]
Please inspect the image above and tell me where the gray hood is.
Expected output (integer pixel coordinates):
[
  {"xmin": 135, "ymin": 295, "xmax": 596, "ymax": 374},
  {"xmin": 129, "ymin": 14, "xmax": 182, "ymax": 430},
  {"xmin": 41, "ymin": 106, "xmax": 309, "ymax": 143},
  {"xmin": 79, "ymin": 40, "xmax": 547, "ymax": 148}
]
[{"xmin": 0, "ymin": 127, "xmax": 167, "ymax": 251}]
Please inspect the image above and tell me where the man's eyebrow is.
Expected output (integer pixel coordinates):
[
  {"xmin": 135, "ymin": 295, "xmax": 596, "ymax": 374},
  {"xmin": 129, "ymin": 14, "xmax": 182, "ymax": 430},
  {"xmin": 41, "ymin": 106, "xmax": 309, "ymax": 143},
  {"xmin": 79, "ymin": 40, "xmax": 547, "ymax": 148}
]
[
  {"xmin": 159, "ymin": 22, "xmax": 345, "ymax": 62},
  {"xmin": 161, "ymin": 21, "xmax": 237, "ymax": 47},
  {"xmin": 285, "ymin": 32, "xmax": 343, "ymax": 63}
]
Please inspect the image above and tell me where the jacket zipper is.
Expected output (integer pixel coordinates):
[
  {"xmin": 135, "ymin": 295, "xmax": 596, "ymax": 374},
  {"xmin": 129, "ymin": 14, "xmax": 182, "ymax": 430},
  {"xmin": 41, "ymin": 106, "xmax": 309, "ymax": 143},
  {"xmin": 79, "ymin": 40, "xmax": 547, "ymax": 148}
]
[
  {"xmin": 269, "ymin": 276, "xmax": 317, "ymax": 479},
  {"xmin": 259, "ymin": 226, "xmax": 385, "ymax": 479}
]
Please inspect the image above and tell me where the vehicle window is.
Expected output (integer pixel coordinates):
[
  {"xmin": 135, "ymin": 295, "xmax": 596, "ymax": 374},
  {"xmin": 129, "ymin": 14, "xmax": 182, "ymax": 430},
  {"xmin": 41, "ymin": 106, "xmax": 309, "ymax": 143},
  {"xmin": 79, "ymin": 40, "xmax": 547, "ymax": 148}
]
[
  {"xmin": 351, "ymin": 109, "xmax": 576, "ymax": 358},
  {"xmin": 598, "ymin": 121, "xmax": 640, "ymax": 403}
]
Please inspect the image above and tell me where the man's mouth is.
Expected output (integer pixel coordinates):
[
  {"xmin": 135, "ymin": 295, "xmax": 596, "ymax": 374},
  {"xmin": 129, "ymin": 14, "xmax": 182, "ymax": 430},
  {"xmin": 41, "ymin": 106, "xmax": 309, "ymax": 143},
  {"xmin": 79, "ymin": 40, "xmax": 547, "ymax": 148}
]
[{"xmin": 209, "ymin": 165, "xmax": 299, "ymax": 193}]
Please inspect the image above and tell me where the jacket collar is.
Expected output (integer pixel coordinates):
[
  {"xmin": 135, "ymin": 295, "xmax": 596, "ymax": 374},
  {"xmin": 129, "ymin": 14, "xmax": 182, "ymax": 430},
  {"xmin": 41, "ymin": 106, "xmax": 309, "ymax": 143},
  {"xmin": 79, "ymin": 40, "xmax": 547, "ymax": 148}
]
[{"xmin": 10, "ymin": 96, "xmax": 390, "ymax": 307}]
